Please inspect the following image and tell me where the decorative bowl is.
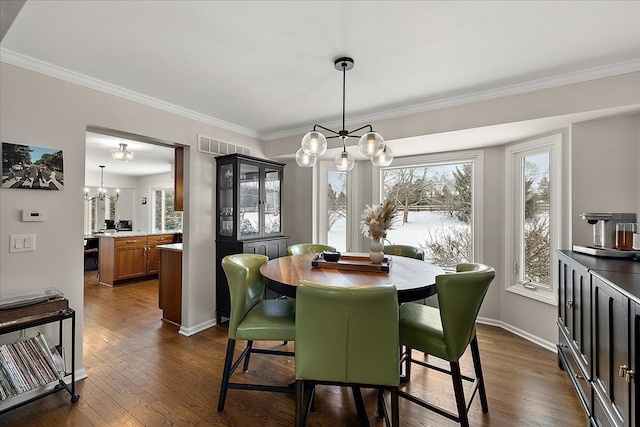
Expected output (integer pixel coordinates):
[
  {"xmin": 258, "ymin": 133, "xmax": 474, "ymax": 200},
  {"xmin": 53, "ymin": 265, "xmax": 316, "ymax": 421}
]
[{"xmin": 322, "ymin": 251, "xmax": 341, "ymax": 262}]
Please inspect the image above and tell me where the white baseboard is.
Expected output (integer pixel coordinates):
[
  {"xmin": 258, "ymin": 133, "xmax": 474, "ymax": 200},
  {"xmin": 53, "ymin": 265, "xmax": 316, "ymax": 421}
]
[
  {"xmin": 477, "ymin": 316, "xmax": 556, "ymax": 353},
  {"xmin": 178, "ymin": 319, "xmax": 217, "ymax": 337},
  {"xmin": 161, "ymin": 314, "xmax": 557, "ymax": 354}
]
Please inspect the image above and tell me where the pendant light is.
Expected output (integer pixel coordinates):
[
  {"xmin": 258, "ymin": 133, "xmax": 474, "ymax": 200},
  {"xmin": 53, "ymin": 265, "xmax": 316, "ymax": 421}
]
[
  {"xmin": 297, "ymin": 57, "xmax": 390, "ymax": 170},
  {"xmin": 371, "ymin": 145, "xmax": 394, "ymax": 167}
]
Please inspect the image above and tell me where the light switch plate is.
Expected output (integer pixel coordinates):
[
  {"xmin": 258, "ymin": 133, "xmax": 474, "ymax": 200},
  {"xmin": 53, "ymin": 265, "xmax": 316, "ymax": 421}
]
[{"xmin": 10, "ymin": 234, "xmax": 36, "ymax": 253}]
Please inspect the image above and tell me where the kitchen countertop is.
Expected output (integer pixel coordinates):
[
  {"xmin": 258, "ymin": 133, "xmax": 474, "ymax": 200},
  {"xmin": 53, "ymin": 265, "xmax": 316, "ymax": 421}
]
[
  {"xmin": 157, "ymin": 243, "xmax": 183, "ymax": 252},
  {"xmin": 92, "ymin": 230, "xmax": 182, "ymax": 238}
]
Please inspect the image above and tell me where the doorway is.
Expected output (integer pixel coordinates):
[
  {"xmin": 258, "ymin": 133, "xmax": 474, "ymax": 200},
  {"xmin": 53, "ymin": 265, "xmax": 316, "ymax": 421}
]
[{"xmin": 83, "ymin": 126, "xmax": 187, "ymax": 322}]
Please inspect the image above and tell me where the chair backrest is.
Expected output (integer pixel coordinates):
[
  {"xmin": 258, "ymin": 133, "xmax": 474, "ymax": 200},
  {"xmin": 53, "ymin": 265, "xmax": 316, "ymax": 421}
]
[
  {"xmin": 287, "ymin": 243, "xmax": 336, "ymax": 256},
  {"xmin": 295, "ymin": 280, "xmax": 399, "ymax": 386},
  {"xmin": 383, "ymin": 244, "xmax": 425, "ymax": 260},
  {"xmin": 436, "ymin": 263, "xmax": 495, "ymax": 360},
  {"xmin": 221, "ymin": 254, "xmax": 269, "ymax": 339}
]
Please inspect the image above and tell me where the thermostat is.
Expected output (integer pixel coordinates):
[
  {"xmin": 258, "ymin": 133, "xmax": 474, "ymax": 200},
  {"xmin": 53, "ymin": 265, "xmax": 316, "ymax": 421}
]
[{"xmin": 22, "ymin": 210, "xmax": 46, "ymax": 222}]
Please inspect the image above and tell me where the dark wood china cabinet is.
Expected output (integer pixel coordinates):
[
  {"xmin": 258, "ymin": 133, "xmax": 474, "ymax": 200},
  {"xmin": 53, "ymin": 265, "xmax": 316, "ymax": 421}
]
[{"xmin": 215, "ymin": 154, "xmax": 288, "ymax": 323}]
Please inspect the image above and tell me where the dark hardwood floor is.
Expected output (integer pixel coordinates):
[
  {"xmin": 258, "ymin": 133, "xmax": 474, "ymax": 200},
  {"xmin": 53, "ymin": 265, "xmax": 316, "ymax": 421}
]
[{"xmin": 0, "ymin": 270, "xmax": 586, "ymax": 426}]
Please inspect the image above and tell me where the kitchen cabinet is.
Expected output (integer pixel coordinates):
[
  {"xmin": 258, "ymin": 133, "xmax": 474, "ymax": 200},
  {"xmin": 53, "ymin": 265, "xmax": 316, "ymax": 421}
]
[
  {"xmin": 158, "ymin": 244, "xmax": 182, "ymax": 325},
  {"xmin": 215, "ymin": 154, "xmax": 288, "ymax": 323},
  {"xmin": 99, "ymin": 233, "xmax": 176, "ymax": 286},
  {"xmin": 557, "ymin": 251, "xmax": 639, "ymax": 427}
]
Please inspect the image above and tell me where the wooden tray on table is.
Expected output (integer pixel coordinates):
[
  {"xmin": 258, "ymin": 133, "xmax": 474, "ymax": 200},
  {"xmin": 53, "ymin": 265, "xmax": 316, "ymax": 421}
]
[{"xmin": 311, "ymin": 253, "xmax": 392, "ymax": 272}]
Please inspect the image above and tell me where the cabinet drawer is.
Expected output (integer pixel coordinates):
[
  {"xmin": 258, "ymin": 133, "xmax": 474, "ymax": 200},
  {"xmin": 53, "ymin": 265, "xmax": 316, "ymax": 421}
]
[
  {"xmin": 593, "ymin": 386, "xmax": 619, "ymax": 427},
  {"xmin": 148, "ymin": 234, "xmax": 174, "ymax": 245},
  {"xmin": 115, "ymin": 237, "xmax": 146, "ymax": 248},
  {"xmin": 559, "ymin": 328, "xmax": 591, "ymax": 413}
]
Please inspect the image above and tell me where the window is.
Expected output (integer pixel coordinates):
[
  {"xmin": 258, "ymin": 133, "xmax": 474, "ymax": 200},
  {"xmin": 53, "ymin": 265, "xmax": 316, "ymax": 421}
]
[
  {"xmin": 375, "ymin": 151, "xmax": 484, "ymax": 269},
  {"xmin": 317, "ymin": 161, "xmax": 352, "ymax": 252},
  {"xmin": 505, "ymin": 134, "xmax": 561, "ymax": 305},
  {"xmin": 152, "ymin": 188, "xmax": 182, "ymax": 232},
  {"xmin": 327, "ymin": 170, "xmax": 348, "ymax": 251}
]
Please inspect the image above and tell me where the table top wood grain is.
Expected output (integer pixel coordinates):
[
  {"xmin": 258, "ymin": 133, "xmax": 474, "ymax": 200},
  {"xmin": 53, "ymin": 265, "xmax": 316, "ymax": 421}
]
[{"xmin": 260, "ymin": 253, "xmax": 444, "ymax": 303}]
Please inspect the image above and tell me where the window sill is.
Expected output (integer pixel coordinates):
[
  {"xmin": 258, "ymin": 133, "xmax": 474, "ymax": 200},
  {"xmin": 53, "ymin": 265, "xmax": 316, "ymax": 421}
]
[{"xmin": 506, "ymin": 283, "xmax": 557, "ymax": 306}]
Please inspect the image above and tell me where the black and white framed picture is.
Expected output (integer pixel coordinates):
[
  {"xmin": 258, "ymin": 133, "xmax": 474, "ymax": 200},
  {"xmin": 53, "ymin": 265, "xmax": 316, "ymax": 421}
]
[{"xmin": 2, "ymin": 141, "xmax": 64, "ymax": 190}]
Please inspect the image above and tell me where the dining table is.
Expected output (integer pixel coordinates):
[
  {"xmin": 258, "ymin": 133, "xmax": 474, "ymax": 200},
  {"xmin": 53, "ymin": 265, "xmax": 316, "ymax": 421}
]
[{"xmin": 259, "ymin": 252, "xmax": 444, "ymax": 303}]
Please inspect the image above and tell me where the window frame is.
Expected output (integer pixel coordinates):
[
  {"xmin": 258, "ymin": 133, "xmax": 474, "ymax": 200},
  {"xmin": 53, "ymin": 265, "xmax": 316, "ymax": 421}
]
[
  {"xmin": 316, "ymin": 160, "xmax": 356, "ymax": 251},
  {"xmin": 151, "ymin": 187, "xmax": 182, "ymax": 233},
  {"xmin": 505, "ymin": 133, "xmax": 562, "ymax": 305},
  {"xmin": 371, "ymin": 149, "xmax": 485, "ymax": 264}
]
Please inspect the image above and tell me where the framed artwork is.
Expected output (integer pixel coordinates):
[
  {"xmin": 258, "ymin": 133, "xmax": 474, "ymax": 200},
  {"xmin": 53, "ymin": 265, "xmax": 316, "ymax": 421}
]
[{"xmin": 2, "ymin": 142, "xmax": 64, "ymax": 190}]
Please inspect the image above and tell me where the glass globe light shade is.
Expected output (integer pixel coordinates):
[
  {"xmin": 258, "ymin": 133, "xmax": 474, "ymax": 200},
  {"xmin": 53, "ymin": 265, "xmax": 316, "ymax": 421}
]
[
  {"xmin": 301, "ymin": 131, "xmax": 327, "ymax": 156},
  {"xmin": 357, "ymin": 132, "xmax": 384, "ymax": 157},
  {"xmin": 295, "ymin": 147, "xmax": 317, "ymax": 167},
  {"xmin": 335, "ymin": 151, "xmax": 355, "ymax": 172},
  {"xmin": 371, "ymin": 145, "xmax": 393, "ymax": 167}
]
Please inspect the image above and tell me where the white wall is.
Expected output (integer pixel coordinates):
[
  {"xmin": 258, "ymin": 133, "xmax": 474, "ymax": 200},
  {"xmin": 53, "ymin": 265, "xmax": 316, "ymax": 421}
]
[
  {"xmin": 0, "ymin": 63, "xmax": 265, "ymax": 373},
  {"xmin": 571, "ymin": 113, "xmax": 640, "ymax": 246}
]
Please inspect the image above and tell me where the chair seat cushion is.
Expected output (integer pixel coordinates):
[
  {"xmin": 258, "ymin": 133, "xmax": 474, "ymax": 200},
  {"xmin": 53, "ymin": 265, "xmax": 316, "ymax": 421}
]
[
  {"xmin": 399, "ymin": 302, "xmax": 449, "ymax": 360},
  {"xmin": 236, "ymin": 298, "xmax": 296, "ymax": 341}
]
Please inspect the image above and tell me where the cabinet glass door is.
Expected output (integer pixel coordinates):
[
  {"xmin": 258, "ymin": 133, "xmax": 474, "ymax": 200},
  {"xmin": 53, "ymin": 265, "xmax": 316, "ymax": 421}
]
[
  {"xmin": 239, "ymin": 162, "xmax": 260, "ymax": 238},
  {"xmin": 264, "ymin": 167, "xmax": 281, "ymax": 235},
  {"xmin": 218, "ymin": 163, "xmax": 234, "ymax": 236}
]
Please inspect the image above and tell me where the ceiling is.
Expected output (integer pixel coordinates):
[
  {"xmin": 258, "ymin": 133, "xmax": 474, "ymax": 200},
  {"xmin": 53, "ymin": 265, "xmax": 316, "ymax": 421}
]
[
  {"xmin": 85, "ymin": 132, "xmax": 174, "ymax": 177},
  {"xmin": 2, "ymin": 1, "xmax": 640, "ymax": 173}
]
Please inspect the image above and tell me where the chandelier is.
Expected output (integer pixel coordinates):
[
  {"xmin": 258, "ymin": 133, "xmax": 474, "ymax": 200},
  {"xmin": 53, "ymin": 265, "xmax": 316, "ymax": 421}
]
[
  {"xmin": 84, "ymin": 165, "xmax": 119, "ymax": 202},
  {"xmin": 296, "ymin": 57, "xmax": 393, "ymax": 171},
  {"xmin": 111, "ymin": 143, "xmax": 135, "ymax": 161}
]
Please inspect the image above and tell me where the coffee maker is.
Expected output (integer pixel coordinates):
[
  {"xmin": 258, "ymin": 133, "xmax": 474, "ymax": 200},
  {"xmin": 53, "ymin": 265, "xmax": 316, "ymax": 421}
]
[{"xmin": 573, "ymin": 212, "xmax": 638, "ymax": 258}]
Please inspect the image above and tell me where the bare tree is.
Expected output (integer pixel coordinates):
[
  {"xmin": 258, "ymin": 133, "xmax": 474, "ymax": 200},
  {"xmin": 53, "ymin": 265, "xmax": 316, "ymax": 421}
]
[
  {"xmin": 327, "ymin": 183, "xmax": 346, "ymax": 231},
  {"xmin": 420, "ymin": 224, "xmax": 471, "ymax": 267}
]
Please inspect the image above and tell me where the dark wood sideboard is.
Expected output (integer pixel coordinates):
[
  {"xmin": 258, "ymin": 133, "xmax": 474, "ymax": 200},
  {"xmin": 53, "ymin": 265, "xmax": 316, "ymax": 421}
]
[{"xmin": 557, "ymin": 250, "xmax": 639, "ymax": 427}]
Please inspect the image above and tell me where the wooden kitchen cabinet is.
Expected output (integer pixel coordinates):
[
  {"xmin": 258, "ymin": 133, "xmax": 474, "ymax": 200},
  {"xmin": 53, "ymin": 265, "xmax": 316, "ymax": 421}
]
[
  {"xmin": 147, "ymin": 234, "xmax": 175, "ymax": 274},
  {"xmin": 99, "ymin": 234, "xmax": 176, "ymax": 286},
  {"xmin": 158, "ymin": 244, "xmax": 182, "ymax": 325},
  {"xmin": 114, "ymin": 237, "xmax": 147, "ymax": 280}
]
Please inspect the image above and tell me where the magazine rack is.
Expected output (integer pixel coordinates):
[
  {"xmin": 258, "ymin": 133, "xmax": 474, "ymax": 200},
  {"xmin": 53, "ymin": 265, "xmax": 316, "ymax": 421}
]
[{"xmin": 0, "ymin": 305, "xmax": 79, "ymax": 414}]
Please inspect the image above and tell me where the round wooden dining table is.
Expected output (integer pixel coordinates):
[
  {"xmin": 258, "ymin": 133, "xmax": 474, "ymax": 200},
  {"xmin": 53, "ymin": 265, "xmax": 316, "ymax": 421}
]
[{"xmin": 260, "ymin": 253, "xmax": 444, "ymax": 303}]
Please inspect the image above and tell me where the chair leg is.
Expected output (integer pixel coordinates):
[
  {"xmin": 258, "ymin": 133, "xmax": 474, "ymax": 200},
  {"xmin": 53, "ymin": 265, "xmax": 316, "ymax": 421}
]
[
  {"xmin": 377, "ymin": 387, "xmax": 385, "ymax": 419},
  {"xmin": 404, "ymin": 346, "xmax": 412, "ymax": 381},
  {"xmin": 295, "ymin": 379, "xmax": 305, "ymax": 427},
  {"xmin": 390, "ymin": 386, "xmax": 399, "ymax": 427},
  {"xmin": 242, "ymin": 340, "xmax": 254, "ymax": 372},
  {"xmin": 217, "ymin": 338, "xmax": 236, "ymax": 412},
  {"xmin": 450, "ymin": 361, "xmax": 469, "ymax": 427},
  {"xmin": 470, "ymin": 335, "xmax": 489, "ymax": 413},
  {"xmin": 351, "ymin": 386, "xmax": 370, "ymax": 426}
]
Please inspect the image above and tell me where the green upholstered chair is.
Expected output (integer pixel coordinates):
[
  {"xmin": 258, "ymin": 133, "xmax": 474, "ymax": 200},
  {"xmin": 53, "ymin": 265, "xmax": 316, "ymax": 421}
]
[
  {"xmin": 383, "ymin": 244, "xmax": 425, "ymax": 261},
  {"xmin": 398, "ymin": 263, "xmax": 495, "ymax": 427},
  {"xmin": 287, "ymin": 243, "xmax": 336, "ymax": 256},
  {"xmin": 217, "ymin": 254, "xmax": 296, "ymax": 412},
  {"xmin": 294, "ymin": 280, "xmax": 400, "ymax": 427}
]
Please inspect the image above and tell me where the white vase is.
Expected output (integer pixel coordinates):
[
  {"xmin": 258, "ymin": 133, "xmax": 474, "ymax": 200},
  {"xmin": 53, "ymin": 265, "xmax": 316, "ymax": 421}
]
[{"xmin": 369, "ymin": 238, "xmax": 384, "ymax": 264}]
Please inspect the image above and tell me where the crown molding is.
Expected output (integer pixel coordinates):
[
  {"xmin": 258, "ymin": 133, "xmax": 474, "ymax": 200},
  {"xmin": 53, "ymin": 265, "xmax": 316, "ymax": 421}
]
[
  {"xmin": 264, "ymin": 58, "xmax": 640, "ymax": 141},
  {"xmin": 0, "ymin": 48, "xmax": 263, "ymax": 140},
  {"xmin": 2, "ymin": 48, "xmax": 638, "ymax": 143}
]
